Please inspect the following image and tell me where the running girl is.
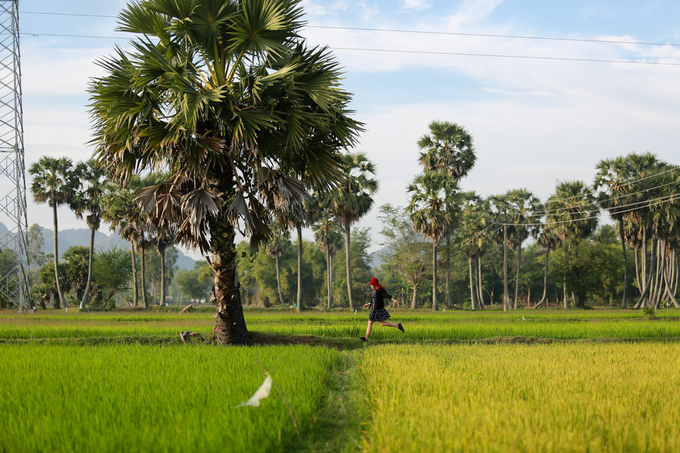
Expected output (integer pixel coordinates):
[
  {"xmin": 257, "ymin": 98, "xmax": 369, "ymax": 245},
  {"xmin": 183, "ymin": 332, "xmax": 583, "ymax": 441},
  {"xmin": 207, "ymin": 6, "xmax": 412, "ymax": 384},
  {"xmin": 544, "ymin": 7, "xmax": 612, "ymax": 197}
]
[{"xmin": 359, "ymin": 277, "xmax": 405, "ymax": 342}]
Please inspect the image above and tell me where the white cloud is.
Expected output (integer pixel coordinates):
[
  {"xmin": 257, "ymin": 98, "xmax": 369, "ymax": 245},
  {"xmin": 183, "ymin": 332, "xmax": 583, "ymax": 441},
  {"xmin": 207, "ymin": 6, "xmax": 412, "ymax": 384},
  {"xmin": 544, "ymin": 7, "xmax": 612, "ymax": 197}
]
[
  {"xmin": 400, "ymin": 0, "xmax": 432, "ymax": 11},
  {"xmin": 483, "ymin": 87, "xmax": 553, "ymax": 96}
]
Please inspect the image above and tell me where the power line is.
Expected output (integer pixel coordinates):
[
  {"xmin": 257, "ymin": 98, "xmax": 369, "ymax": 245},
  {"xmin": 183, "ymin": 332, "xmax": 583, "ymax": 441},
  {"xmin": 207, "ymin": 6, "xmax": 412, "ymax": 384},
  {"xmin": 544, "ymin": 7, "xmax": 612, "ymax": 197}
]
[
  {"xmin": 16, "ymin": 31, "xmax": 680, "ymax": 66},
  {"xmin": 22, "ymin": 11, "xmax": 116, "ymax": 19},
  {"xmin": 21, "ymin": 11, "xmax": 680, "ymax": 49},
  {"xmin": 305, "ymin": 25, "xmax": 680, "ymax": 48},
  {"xmin": 20, "ymin": 32, "xmax": 127, "ymax": 40},
  {"xmin": 328, "ymin": 46, "xmax": 680, "ymax": 66}
]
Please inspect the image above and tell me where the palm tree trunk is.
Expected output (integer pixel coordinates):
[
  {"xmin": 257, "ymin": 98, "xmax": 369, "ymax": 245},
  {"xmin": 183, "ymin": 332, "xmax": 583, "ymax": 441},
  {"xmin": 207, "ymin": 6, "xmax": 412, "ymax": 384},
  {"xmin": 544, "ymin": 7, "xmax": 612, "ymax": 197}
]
[
  {"xmin": 652, "ymin": 239, "xmax": 663, "ymax": 308},
  {"xmin": 411, "ymin": 285, "xmax": 418, "ymax": 309},
  {"xmin": 52, "ymin": 203, "xmax": 66, "ymax": 309},
  {"xmin": 634, "ymin": 246, "xmax": 642, "ymax": 297},
  {"xmin": 326, "ymin": 253, "xmax": 332, "ymax": 309},
  {"xmin": 514, "ymin": 244, "xmax": 522, "ymax": 310},
  {"xmin": 159, "ymin": 245, "xmax": 166, "ymax": 306},
  {"xmin": 344, "ymin": 222, "xmax": 354, "ymax": 311},
  {"xmin": 468, "ymin": 256, "xmax": 476, "ymax": 310},
  {"xmin": 563, "ymin": 277, "xmax": 568, "ymax": 309},
  {"xmin": 534, "ymin": 246, "xmax": 550, "ymax": 309},
  {"xmin": 503, "ymin": 215, "xmax": 509, "ymax": 311},
  {"xmin": 672, "ymin": 247, "xmax": 678, "ymax": 299},
  {"xmin": 477, "ymin": 257, "xmax": 485, "ymax": 308},
  {"xmin": 80, "ymin": 226, "xmax": 96, "ymax": 309},
  {"xmin": 618, "ymin": 219, "xmax": 628, "ymax": 308},
  {"xmin": 445, "ymin": 234, "xmax": 451, "ymax": 307},
  {"xmin": 130, "ymin": 242, "xmax": 138, "ymax": 307},
  {"xmin": 210, "ymin": 200, "xmax": 250, "ymax": 345},
  {"xmin": 140, "ymin": 239, "xmax": 148, "ymax": 309},
  {"xmin": 276, "ymin": 255, "xmax": 285, "ymax": 307},
  {"xmin": 641, "ymin": 228, "xmax": 648, "ymax": 301},
  {"xmin": 296, "ymin": 225, "xmax": 303, "ymax": 313},
  {"xmin": 635, "ymin": 239, "xmax": 655, "ymax": 309},
  {"xmin": 432, "ymin": 241, "xmax": 438, "ymax": 311},
  {"xmin": 634, "ymin": 269, "xmax": 654, "ymax": 309},
  {"xmin": 662, "ymin": 251, "xmax": 680, "ymax": 308}
]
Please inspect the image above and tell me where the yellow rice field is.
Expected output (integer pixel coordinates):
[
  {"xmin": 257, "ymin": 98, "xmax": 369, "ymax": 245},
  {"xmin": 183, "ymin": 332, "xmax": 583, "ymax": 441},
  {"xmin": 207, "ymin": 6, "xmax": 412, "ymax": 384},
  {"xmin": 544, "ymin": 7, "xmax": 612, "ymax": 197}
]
[{"xmin": 360, "ymin": 343, "xmax": 680, "ymax": 453}]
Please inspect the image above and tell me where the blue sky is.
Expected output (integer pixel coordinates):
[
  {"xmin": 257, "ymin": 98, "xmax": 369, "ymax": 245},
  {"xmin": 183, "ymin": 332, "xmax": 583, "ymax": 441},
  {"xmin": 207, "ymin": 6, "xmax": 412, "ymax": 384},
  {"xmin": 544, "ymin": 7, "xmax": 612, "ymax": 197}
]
[{"xmin": 16, "ymin": 0, "xmax": 680, "ymax": 255}]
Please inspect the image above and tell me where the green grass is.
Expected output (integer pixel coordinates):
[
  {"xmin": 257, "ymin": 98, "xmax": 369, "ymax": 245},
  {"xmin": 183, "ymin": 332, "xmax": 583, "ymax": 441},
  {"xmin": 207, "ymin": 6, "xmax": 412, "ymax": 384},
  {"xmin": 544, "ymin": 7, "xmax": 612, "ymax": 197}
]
[
  {"xmin": 0, "ymin": 344, "xmax": 339, "ymax": 453},
  {"xmin": 360, "ymin": 343, "xmax": 680, "ymax": 452},
  {"xmin": 3, "ymin": 309, "xmax": 679, "ymax": 342}
]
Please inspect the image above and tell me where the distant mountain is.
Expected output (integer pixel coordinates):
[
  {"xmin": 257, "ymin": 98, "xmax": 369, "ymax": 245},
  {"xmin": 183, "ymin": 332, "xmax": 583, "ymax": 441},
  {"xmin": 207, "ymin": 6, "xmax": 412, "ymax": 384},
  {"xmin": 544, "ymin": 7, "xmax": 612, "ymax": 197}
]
[{"xmin": 1, "ymin": 223, "xmax": 196, "ymax": 270}]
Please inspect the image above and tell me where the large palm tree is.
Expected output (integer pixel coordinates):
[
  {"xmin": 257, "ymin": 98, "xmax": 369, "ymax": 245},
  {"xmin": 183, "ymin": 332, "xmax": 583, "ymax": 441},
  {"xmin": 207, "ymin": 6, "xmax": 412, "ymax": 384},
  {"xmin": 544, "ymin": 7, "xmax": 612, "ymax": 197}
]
[
  {"xmin": 546, "ymin": 181, "xmax": 599, "ymax": 308},
  {"xmin": 72, "ymin": 159, "xmax": 108, "ymax": 309},
  {"xmin": 29, "ymin": 156, "xmax": 79, "ymax": 309},
  {"xmin": 407, "ymin": 171, "xmax": 460, "ymax": 311},
  {"xmin": 325, "ymin": 152, "xmax": 378, "ymax": 311},
  {"xmin": 418, "ymin": 121, "xmax": 476, "ymax": 306},
  {"xmin": 89, "ymin": 0, "xmax": 361, "ymax": 344}
]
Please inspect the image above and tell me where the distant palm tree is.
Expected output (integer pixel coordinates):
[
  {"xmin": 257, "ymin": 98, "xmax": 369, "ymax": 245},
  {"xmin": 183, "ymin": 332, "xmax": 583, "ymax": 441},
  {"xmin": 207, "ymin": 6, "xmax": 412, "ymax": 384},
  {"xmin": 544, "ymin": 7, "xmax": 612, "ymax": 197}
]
[
  {"xmin": 594, "ymin": 156, "xmax": 634, "ymax": 308},
  {"xmin": 418, "ymin": 121, "xmax": 476, "ymax": 306},
  {"xmin": 72, "ymin": 159, "xmax": 108, "ymax": 308},
  {"xmin": 137, "ymin": 173, "xmax": 176, "ymax": 306},
  {"xmin": 313, "ymin": 214, "xmax": 343, "ymax": 309},
  {"xmin": 264, "ymin": 223, "xmax": 290, "ymax": 307},
  {"xmin": 325, "ymin": 153, "xmax": 378, "ymax": 311},
  {"xmin": 407, "ymin": 171, "xmax": 460, "ymax": 311},
  {"xmin": 102, "ymin": 176, "xmax": 148, "ymax": 308},
  {"xmin": 29, "ymin": 156, "xmax": 79, "ymax": 309},
  {"xmin": 504, "ymin": 189, "xmax": 543, "ymax": 309},
  {"xmin": 546, "ymin": 181, "xmax": 599, "ymax": 308},
  {"xmin": 533, "ymin": 225, "xmax": 559, "ymax": 309},
  {"xmin": 457, "ymin": 192, "xmax": 491, "ymax": 310}
]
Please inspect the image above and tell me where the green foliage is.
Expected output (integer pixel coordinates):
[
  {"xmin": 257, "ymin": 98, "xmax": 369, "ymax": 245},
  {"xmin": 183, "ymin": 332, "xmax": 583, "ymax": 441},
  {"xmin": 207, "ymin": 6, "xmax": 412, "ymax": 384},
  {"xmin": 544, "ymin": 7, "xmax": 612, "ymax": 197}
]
[
  {"xmin": 92, "ymin": 247, "xmax": 133, "ymax": 305},
  {"xmin": 62, "ymin": 246, "xmax": 90, "ymax": 302},
  {"xmin": 642, "ymin": 306, "xmax": 658, "ymax": 318},
  {"xmin": 0, "ymin": 248, "xmax": 18, "ymax": 308},
  {"xmin": 176, "ymin": 261, "xmax": 213, "ymax": 304}
]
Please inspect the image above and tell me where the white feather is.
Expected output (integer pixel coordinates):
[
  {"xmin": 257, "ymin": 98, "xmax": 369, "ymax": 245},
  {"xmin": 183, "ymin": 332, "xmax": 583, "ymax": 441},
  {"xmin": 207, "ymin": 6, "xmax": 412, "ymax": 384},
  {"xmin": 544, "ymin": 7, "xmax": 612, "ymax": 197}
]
[{"xmin": 236, "ymin": 375, "xmax": 273, "ymax": 408}]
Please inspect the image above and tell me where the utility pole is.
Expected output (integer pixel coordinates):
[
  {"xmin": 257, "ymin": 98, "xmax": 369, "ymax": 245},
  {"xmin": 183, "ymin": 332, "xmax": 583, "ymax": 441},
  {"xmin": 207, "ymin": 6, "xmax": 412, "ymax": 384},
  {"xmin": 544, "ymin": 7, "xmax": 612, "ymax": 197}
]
[{"xmin": 0, "ymin": 0, "xmax": 31, "ymax": 310}]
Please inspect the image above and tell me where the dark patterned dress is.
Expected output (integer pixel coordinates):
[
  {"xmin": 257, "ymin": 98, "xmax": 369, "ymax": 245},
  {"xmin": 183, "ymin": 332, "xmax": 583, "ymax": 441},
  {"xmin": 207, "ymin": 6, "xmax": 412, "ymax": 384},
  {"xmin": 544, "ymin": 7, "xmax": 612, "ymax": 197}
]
[{"xmin": 368, "ymin": 288, "xmax": 392, "ymax": 322}]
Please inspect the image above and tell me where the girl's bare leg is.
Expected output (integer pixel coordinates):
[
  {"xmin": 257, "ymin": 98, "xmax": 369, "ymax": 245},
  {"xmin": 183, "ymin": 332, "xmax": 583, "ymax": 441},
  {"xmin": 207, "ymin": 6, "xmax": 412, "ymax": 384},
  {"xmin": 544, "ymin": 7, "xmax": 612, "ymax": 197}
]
[
  {"xmin": 379, "ymin": 321, "xmax": 399, "ymax": 328},
  {"xmin": 365, "ymin": 321, "xmax": 374, "ymax": 339}
]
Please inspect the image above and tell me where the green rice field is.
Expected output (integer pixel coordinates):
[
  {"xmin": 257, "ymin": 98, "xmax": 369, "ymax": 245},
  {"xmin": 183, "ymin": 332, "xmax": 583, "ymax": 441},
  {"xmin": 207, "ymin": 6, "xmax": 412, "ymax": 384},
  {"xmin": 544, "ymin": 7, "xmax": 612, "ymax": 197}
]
[{"xmin": 2, "ymin": 308, "xmax": 680, "ymax": 452}]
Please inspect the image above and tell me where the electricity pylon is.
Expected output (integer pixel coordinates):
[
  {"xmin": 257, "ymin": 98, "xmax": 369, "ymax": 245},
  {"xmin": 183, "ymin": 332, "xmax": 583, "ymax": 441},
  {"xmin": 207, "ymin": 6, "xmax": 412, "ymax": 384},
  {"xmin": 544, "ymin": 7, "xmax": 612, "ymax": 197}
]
[{"xmin": 0, "ymin": 0, "xmax": 31, "ymax": 309}]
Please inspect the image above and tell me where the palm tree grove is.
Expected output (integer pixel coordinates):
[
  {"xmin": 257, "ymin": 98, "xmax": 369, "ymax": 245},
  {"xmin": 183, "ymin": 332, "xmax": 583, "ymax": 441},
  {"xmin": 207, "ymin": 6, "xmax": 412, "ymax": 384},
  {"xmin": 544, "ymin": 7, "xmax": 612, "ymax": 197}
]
[{"xmin": 4, "ymin": 1, "xmax": 680, "ymax": 452}]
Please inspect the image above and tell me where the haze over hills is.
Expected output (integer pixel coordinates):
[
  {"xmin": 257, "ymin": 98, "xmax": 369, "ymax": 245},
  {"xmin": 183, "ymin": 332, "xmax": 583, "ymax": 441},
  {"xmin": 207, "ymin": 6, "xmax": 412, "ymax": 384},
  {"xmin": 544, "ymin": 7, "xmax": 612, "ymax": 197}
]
[{"xmin": 0, "ymin": 223, "xmax": 197, "ymax": 270}]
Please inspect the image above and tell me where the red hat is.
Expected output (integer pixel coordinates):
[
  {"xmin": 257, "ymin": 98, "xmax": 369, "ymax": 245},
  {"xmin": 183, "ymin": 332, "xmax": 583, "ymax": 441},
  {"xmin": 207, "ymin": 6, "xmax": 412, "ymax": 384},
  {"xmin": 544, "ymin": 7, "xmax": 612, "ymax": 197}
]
[{"xmin": 369, "ymin": 278, "xmax": 385, "ymax": 289}]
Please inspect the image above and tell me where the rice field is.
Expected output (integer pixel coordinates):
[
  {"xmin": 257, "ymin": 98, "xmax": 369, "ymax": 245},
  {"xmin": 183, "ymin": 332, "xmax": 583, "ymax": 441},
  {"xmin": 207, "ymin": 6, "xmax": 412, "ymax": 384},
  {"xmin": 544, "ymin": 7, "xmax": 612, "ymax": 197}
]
[
  {"xmin": 360, "ymin": 343, "xmax": 680, "ymax": 452},
  {"xmin": 3, "ymin": 308, "xmax": 680, "ymax": 452},
  {"xmin": 0, "ymin": 343, "xmax": 339, "ymax": 453}
]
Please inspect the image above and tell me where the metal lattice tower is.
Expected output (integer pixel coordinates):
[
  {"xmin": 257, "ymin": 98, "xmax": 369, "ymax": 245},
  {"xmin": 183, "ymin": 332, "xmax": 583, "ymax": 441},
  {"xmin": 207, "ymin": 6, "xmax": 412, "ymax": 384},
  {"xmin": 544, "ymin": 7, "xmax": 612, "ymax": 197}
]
[{"xmin": 0, "ymin": 0, "xmax": 31, "ymax": 309}]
